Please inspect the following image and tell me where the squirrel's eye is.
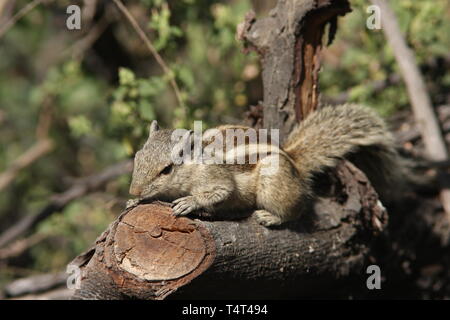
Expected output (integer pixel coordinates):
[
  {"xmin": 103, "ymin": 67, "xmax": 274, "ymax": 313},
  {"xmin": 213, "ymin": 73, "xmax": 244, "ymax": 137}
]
[{"xmin": 160, "ymin": 164, "xmax": 173, "ymax": 175}]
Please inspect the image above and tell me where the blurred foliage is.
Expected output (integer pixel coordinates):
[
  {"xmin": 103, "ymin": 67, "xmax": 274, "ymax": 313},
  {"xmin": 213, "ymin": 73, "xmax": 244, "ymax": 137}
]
[{"xmin": 0, "ymin": 0, "xmax": 449, "ymax": 285}]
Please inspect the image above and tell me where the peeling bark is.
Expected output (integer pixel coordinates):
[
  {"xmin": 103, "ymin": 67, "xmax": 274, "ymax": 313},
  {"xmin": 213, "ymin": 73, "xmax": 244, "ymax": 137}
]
[{"xmin": 239, "ymin": 0, "xmax": 351, "ymax": 142}]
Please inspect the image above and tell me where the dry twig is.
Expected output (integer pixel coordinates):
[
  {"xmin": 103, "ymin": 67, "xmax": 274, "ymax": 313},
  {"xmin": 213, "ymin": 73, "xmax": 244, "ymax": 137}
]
[
  {"xmin": 0, "ymin": 139, "xmax": 53, "ymax": 192},
  {"xmin": 0, "ymin": 160, "xmax": 133, "ymax": 248},
  {"xmin": 112, "ymin": 0, "xmax": 185, "ymax": 114},
  {"xmin": 0, "ymin": 0, "xmax": 48, "ymax": 40},
  {"xmin": 68, "ymin": 14, "xmax": 110, "ymax": 60},
  {"xmin": 0, "ymin": 233, "xmax": 48, "ymax": 260}
]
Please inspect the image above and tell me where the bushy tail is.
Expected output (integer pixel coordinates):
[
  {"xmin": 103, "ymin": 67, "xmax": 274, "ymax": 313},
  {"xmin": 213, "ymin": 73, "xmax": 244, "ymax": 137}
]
[{"xmin": 283, "ymin": 104, "xmax": 404, "ymax": 202}]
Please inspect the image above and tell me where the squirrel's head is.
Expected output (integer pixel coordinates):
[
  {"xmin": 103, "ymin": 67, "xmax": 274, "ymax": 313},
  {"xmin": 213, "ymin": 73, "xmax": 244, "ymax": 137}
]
[{"xmin": 129, "ymin": 120, "xmax": 191, "ymax": 199}]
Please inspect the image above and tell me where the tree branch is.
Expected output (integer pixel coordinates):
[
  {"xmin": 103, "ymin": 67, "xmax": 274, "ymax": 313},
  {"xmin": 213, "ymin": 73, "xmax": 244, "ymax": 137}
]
[
  {"xmin": 0, "ymin": 232, "xmax": 47, "ymax": 260},
  {"xmin": 0, "ymin": 160, "xmax": 133, "ymax": 248},
  {"xmin": 238, "ymin": 0, "xmax": 351, "ymax": 142},
  {"xmin": 0, "ymin": 0, "xmax": 48, "ymax": 40},
  {"xmin": 0, "ymin": 139, "xmax": 53, "ymax": 192},
  {"xmin": 68, "ymin": 13, "xmax": 110, "ymax": 61},
  {"xmin": 2, "ymin": 272, "xmax": 68, "ymax": 298}
]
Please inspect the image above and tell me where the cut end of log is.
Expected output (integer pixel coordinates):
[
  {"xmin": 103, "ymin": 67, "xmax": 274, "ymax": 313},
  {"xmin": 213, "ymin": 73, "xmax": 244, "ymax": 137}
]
[
  {"xmin": 114, "ymin": 204, "xmax": 211, "ymax": 281},
  {"xmin": 71, "ymin": 203, "xmax": 215, "ymax": 300}
]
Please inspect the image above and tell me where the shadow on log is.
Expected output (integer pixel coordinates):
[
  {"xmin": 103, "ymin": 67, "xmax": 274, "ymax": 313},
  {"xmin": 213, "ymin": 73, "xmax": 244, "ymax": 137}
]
[{"xmin": 71, "ymin": 161, "xmax": 386, "ymax": 299}]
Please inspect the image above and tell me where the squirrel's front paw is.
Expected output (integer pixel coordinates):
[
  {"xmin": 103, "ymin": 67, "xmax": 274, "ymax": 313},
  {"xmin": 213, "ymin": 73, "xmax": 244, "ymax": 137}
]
[
  {"xmin": 172, "ymin": 196, "xmax": 199, "ymax": 216},
  {"xmin": 125, "ymin": 198, "xmax": 140, "ymax": 210}
]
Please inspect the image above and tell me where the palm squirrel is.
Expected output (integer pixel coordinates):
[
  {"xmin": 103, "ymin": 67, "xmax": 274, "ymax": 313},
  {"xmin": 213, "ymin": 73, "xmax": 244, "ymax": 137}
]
[{"xmin": 128, "ymin": 103, "xmax": 406, "ymax": 227}]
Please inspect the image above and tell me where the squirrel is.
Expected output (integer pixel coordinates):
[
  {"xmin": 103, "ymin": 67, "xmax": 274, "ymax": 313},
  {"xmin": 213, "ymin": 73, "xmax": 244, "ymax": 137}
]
[{"xmin": 127, "ymin": 103, "xmax": 407, "ymax": 227}]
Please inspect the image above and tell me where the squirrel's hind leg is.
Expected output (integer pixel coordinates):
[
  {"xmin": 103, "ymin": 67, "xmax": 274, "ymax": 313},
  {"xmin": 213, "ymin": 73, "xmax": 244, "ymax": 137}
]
[{"xmin": 254, "ymin": 155, "xmax": 305, "ymax": 227}]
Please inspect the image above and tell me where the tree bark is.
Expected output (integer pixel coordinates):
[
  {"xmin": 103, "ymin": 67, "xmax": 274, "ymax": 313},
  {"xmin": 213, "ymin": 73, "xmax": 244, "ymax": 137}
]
[{"xmin": 238, "ymin": 0, "xmax": 351, "ymax": 141}]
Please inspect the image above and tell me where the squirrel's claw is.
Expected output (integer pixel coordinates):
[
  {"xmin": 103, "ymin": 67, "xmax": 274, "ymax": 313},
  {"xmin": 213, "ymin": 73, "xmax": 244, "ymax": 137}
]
[
  {"xmin": 254, "ymin": 210, "xmax": 282, "ymax": 227},
  {"xmin": 172, "ymin": 196, "xmax": 198, "ymax": 216},
  {"xmin": 125, "ymin": 198, "xmax": 140, "ymax": 210}
]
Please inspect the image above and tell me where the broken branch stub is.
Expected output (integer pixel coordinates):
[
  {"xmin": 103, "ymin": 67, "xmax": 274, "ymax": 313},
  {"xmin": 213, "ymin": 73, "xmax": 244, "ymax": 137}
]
[
  {"xmin": 71, "ymin": 202, "xmax": 215, "ymax": 300},
  {"xmin": 238, "ymin": 0, "xmax": 351, "ymax": 141}
]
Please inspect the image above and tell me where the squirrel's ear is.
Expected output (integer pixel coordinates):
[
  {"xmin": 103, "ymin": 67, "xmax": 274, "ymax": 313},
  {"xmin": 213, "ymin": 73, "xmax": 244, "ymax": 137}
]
[{"xmin": 149, "ymin": 120, "xmax": 160, "ymax": 136}]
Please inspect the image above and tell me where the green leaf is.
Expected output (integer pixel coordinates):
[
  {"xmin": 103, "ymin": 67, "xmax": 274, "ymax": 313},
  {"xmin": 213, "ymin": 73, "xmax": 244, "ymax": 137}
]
[
  {"xmin": 138, "ymin": 99, "xmax": 155, "ymax": 121},
  {"xmin": 68, "ymin": 115, "xmax": 93, "ymax": 137},
  {"xmin": 119, "ymin": 68, "xmax": 136, "ymax": 86}
]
